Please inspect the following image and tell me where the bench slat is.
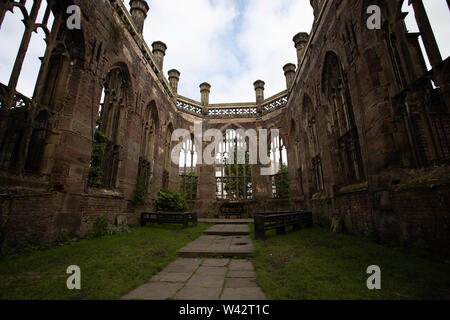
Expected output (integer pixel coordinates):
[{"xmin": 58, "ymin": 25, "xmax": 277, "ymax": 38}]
[
  {"xmin": 254, "ymin": 211, "xmax": 312, "ymax": 240},
  {"xmin": 141, "ymin": 212, "xmax": 198, "ymax": 228}
]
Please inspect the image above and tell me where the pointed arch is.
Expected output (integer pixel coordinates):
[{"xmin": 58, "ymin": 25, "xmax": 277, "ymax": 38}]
[
  {"xmin": 215, "ymin": 126, "xmax": 253, "ymax": 201},
  {"xmin": 179, "ymin": 132, "xmax": 199, "ymax": 200},
  {"xmin": 88, "ymin": 63, "xmax": 132, "ymax": 189},
  {"xmin": 98, "ymin": 63, "xmax": 131, "ymax": 145},
  {"xmin": 162, "ymin": 123, "xmax": 174, "ymax": 189},
  {"xmin": 303, "ymin": 94, "xmax": 324, "ymax": 192},
  {"xmin": 322, "ymin": 51, "xmax": 365, "ymax": 185},
  {"xmin": 24, "ymin": 110, "xmax": 50, "ymax": 173}
]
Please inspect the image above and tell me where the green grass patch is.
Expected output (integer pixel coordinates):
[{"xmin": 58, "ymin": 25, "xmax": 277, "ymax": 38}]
[
  {"xmin": 251, "ymin": 225, "xmax": 450, "ymax": 300},
  {"xmin": 0, "ymin": 223, "xmax": 210, "ymax": 300}
]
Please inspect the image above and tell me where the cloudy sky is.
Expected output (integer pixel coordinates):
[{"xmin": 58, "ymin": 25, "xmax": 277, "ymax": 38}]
[{"xmin": 0, "ymin": 0, "xmax": 448, "ymax": 103}]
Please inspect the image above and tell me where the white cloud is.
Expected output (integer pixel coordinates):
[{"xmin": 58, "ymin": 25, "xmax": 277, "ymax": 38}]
[
  {"xmin": 141, "ymin": 0, "xmax": 240, "ymax": 102},
  {"xmin": 142, "ymin": 0, "xmax": 313, "ymax": 103},
  {"xmin": 0, "ymin": 0, "xmax": 448, "ymax": 103}
]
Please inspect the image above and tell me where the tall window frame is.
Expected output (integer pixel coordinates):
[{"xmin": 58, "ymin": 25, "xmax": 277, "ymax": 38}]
[
  {"xmin": 215, "ymin": 128, "xmax": 252, "ymax": 201},
  {"xmin": 323, "ymin": 52, "xmax": 365, "ymax": 185}
]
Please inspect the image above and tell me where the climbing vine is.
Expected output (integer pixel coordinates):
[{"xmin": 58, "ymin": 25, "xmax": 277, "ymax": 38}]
[
  {"xmin": 273, "ymin": 165, "xmax": 290, "ymax": 199},
  {"xmin": 88, "ymin": 129, "xmax": 111, "ymax": 188}
]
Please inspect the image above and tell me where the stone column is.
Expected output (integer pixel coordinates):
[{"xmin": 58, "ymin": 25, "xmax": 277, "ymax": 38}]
[
  {"xmin": 293, "ymin": 32, "xmax": 309, "ymax": 66},
  {"xmin": 200, "ymin": 82, "xmax": 211, "ymax": 106},
  {"xmin": 283, "ymin": 63, "xmax": 296, "ymax": 89},
  {"xmin": 251, "ymin": 126, "xmax": 272, "ymax": 212},
  {"xmin": 152, "ymin": 41, "xmax": 167, "ymax": 71},
  {"xmin": 254, "ymin": 80, "xmax": 265, "ymax": 105},
  {"xmin": 168, "ymin": 69, "xmax": 180, "ymax": 94},
  {"xmin": 410, "ymin": 0, "xmax": 442, "ymax": 69},
  {"xmin": 129, "ymin": 0, "xmax": 150, "ymax": 34}
]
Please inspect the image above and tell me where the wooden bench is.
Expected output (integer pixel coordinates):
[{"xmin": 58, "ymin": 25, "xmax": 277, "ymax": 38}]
[
  {"xmin": 254, "ymin": 211, "xmax": 312, "ymax": 240},
  {"xmin": 219, "ymin": 202, "xmax": 246, "ymax": 219},
  {"xmin": 141, "ymin": 212, "xmax": 198, "ymax": 229}
]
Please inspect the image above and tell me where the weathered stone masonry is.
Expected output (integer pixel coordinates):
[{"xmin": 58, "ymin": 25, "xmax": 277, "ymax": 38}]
[{"xmin": 0, "ymin": 0, "xmax": 449, "ymax": 252}]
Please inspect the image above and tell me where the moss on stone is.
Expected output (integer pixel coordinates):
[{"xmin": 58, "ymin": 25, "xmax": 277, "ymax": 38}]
[
  {"xmin": 395, "ymin": 165, "xmax": 450, "ymax": 191},
  {"xmin": 312, "ymin": 191, "xmax": 327, "ymax": 201},
  {"xmin": 337, "ymin": 181, "xmax": 369, "ymax": 195}
]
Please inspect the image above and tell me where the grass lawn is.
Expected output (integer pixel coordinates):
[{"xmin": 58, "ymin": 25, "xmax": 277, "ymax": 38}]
[
  {"xmin": 252, "ymin": 226, "xmax": 450, "ymax": 300},
  {"xmin": 0, "ymin": 223, "xmax": 210, "ymax": 300}
]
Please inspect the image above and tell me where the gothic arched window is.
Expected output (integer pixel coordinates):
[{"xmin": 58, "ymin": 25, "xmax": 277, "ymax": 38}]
[
  {"xmin": 179, "ymin": 134, "xmax": 199, "ymax": 200},
  {"xmin": 269, "ymin": 133, "xmax": 289, "ymax": 199},
  {"xmin": 215, "ymin": 128, "xmax": 252, "ymax": 201},
  {"xmin": 88, "ymin": 65, "xmax": 129, "ymax": 189},
  {"xmin": 162, "ymin": 124, "xmax": 174, "ymax": 189},
  {"xmin": 24, "ymin": 111, "xmax": 50, "ymax": 173},
  {"xmin": 304, "ymin": 94, "xmax": 324, "ymax": 192},
  {"xmin": 322, "ymin": 52, "xmax": 365, "ymax": 185}
]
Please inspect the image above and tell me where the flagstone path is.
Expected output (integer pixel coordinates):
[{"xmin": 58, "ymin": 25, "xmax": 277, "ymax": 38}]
[{"xmin": 122, "ymin": 222, "xmax": 266, "ymax": 300}]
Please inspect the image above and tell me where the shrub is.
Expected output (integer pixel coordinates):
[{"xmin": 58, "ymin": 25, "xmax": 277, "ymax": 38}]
[
  {"xmin": 133, "ymin": 175, "xmax": 150, "ymax": 205},
  {"xmin": 91, "ymin": 215, "xmax": 108, "ymax": 238},
  {"xmin": 156, "ymin": 189, "xmax": 188, "ymax": 212},
  {"xmin": 88, "ymin": 216, "xmax": 131, "ymax": 239},
  {"xmin": 106, "ymin": 224, "xmax": 130, "ymax": 236},
  {"xmin": 88, "ymin": 130, "xmax": 111, "ymax": 188}
]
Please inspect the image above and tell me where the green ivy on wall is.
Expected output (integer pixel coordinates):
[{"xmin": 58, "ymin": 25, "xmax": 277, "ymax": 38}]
[{"xmin": 88, "ymin": 130, "xmax": 110, "ymax": 188}]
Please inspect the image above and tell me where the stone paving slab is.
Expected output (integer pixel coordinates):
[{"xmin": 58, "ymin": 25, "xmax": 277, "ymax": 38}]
[
  {"xmin": 221, "ymin": 287, "xmax": 267, "ymax": 300},
  {"xmin": 229, "ymin": 259, "xmax": 255, "ymax": 271},
  {"xmin": 122, "ymin": 282, "xmax": 184, "ymax": 300},
  {"xmin": 122, "ymin": 257, "xmax": 266, "ymax": 300},
  {"xmin": 204, "ymin": 224, "xmax": 250, "ymax": 236},
  {"xmin": 196, "ymin": 266, "xmax": 228, "ymax": 277},
  {"xmin": 177, "ymin": 235, "xmax": 254, "ymax": 258},
  {"xmin": 187, "ymin": 274, "xmax": 225, "ymax": 288},
  {"xmin": 225, "ymin": 278, "xmax": 258, "ymax": 288},
  {"xmin": 150, "ymin": 272, "xmax": 192, "ymax": 283},
  {"xmin": 202, "ymin": 258, "xmax": 230, "ymax": 267},
  {"xmin": 228, "ymin": 270, "xmax": 257, "ymax": 278},
  {"xmin": 199, "ymin": 218, "xmax": 253, "ymax": 224},
  {"xmin": 175, "ymin": 286, "xmax": 222, "ymax": 300}
]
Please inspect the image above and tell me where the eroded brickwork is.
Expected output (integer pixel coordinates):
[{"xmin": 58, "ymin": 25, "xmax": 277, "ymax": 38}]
[{"xmin": 0, "ymin": 0, "xmax": 449, "ymax": 252}]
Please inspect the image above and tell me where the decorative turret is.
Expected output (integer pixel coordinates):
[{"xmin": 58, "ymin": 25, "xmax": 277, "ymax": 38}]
[
  {"xmin": 200, "ymin": 82, "xmax": 211, "ymax": 106},
  {"xmin": 129, "ymin": 0, "xmax": 149, "ymax": 34},
  {"xmin": 310, "ymin": 0, "xmax": 323, "ymax": 20},
  {"xmin": 293, "ymin": 32, "xmax": 309, "ymax": 65},
  {"xmin": 151, "ymin": 41, "xmax": 167, "ymax": 71},
  {"xmin": 283, "ymin": 63, "xmax": 296, "ymax": 89},
  {"xmin": 254, "ymin": 80, "xmax": 265, "ymax": 104},
  {"xmin": 168, "ymin": 69, "xmax": 180, "ymax": 94}
]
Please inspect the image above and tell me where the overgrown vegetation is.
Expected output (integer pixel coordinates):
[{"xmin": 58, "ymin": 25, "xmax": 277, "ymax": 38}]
[
  {"xmin": 272, "ymin": 165, "xmax": 290, "ymax": 199},
  {"xmin": 395, "ymin": 165, "xmax": 450, "ymax": 191},
  {"xmin": 107, "ymin": 16, "xmax": 125, "ymax": 42},
  {"xmin": 0, "ymin": 223, "xmax": 210, "ymax": 299},
  {"xmin": 155, "ymin": 189, "xmax": 188, "ymax": 212},
  {"xmin": 133, "ymin": 174, "xmax": 150, "ymax": 205},
  {"xmin": 252, "ymin": 226, "xmax": 450, "ymax": 300},
  {"xmin": 86, "ymin": 216, "xmax": 131, "ymax": 239},
  {"xmin": 88, "ymin": 130, "xmax": 111, "ymax": 188},
  {"xmin": 179, "ymin": 172, "xmax": 198, "ymax": 200},
  {"xmin": 222, "ymin": 149, "xmax": 252, "ymax": 200}
]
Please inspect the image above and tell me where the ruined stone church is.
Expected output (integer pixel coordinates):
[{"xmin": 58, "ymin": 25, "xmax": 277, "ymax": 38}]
[{"xmin": 0, "ymin": 0, "xmax": 449, "ymax": 252}]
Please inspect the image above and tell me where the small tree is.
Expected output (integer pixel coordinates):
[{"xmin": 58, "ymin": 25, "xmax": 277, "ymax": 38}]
[
  {"xmin": 156, "ymin": 189, "xmax": 188, "ymax": 212},
  {"xmin": 223, "ymin": 148, "xmax": 252, "ymax": 200},
  {"xmin": 273, "ymin": 165, "xmax": 290, "ymax": 199}
]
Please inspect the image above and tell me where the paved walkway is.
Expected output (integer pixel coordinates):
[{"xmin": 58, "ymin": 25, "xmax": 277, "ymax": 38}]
[
  {"xmin": 122, "ymin": 223, "xmax": 266, "ymax": 300},
  {"xmin": 199, "ymin": 218, "xmax": 253, "ymax": 224}
]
